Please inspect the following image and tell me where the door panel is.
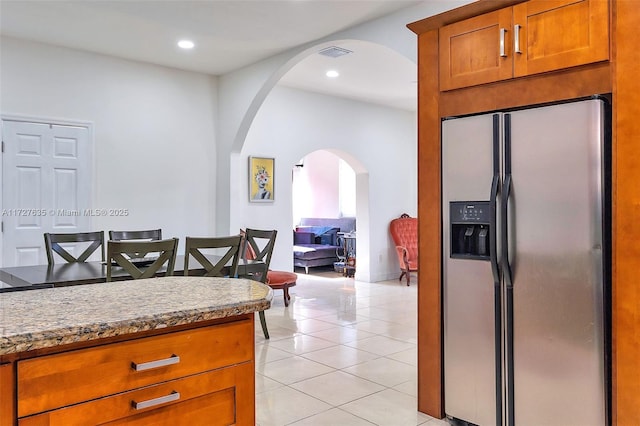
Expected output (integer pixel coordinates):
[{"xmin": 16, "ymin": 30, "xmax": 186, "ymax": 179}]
[
  {"xmin": 440, "ymin": 8, "xmax": 513, "ymax": 91},
  {"xmin": 54, "ymin": 168, "xmax": 79, "ymax": 228},
  {"xmin": 1, "ymin": 363, "xmax": 15, "ymax": 426},
  {"xmin": 2, "ymin": 120, "xmax": 92, "ymax": 266},
  {"xmin": 16, "ymin": 166, "xmax": 43, "ymax": 230},
  {"xmin": 442, "ymin": 114, "xmax": 497, "ymax": 425},
  {"xmin": 513, "ymin": 0, "xmax": 609, "ymax": 77},
  {"xmin": 509, "ymin": 100, "xmax": 605, "ymax": 425}
]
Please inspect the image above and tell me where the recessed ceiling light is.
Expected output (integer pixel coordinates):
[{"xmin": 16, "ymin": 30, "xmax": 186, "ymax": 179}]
[
  {"xmin": 178, "ymin": 40, "xmax": 195, "ymax": 49},
  {"xmin": 326, "ymin": 70, "xmax": 339, "ymax": 78}
]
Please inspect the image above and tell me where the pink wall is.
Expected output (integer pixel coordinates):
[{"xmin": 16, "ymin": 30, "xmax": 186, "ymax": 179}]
[{"xmin": 292, "ymin": 150, "xmax": 340, "ymax": 224}]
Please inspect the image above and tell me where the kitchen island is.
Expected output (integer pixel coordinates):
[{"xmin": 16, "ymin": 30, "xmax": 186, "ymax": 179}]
[{"xmin": 0, "ymin": 276, "xmax": 272, "ymax": 425}]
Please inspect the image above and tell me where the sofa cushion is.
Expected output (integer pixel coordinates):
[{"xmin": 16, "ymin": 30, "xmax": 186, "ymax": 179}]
[
  {"xmin": 293, "ymin": 244, "xmax": 338, "ymax": 260},
  {"xmin": 293, "ymin": 230, "xmax": 315, "ymax": 245},
  {"xmin": 296, "ymin": 226, "xmax": 339, "ymax": 246},
  {"xmin": 318, "ymin": 229, "xmax": 338, "ymax": 246},
  {"xmin": 299, "ymin": 217, "xmax": 355, "ymax": 234}
]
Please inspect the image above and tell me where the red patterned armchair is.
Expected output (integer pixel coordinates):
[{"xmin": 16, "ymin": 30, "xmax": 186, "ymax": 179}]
[{"xmin": 389, "ymin": 213, "xmax": 418, "ymax": 286}]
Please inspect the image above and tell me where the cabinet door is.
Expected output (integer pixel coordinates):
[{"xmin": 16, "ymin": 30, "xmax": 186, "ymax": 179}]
[
  {"xmin": 513, "ymin": 0, "xmax": 609, "ymax": 77},
  {"xmin": 439, "ymin": 8, "xmax": 513, "ymax": 91},
  {"xmin": 0, "ymin": 363, "xmax": 15, "ymax": 426}
]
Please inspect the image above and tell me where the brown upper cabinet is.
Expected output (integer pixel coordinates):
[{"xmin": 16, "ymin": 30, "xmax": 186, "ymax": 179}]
[{"xmin": 439, "ymin": 0, "xmax": 609, "ymax": 91}]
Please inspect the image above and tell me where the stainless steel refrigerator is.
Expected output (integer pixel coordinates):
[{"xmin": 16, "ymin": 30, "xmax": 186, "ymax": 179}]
[{"xmin": 442, "ymin": 98, "xmax": 610, "ymax": 426}]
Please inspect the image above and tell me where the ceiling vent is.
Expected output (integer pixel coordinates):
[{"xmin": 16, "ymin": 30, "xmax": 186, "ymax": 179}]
[{"xmin": 318, "ymin": 46, "xmax": 353, "ymax": 58}]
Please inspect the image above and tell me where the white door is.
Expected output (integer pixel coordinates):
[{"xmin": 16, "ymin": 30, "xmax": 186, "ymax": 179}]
[{"xmin": 2, "ymin": 120, "xmax": 92, "ymax": 266}]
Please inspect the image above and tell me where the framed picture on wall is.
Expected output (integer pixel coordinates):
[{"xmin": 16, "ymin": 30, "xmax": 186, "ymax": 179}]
[{"xmin": 249, "ymin": 156, "xmax": 275, "ymax": 202}]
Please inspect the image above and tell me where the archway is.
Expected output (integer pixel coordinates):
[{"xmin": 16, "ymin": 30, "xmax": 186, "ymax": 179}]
[
  {"xmin": 291, "ymin": 149, "xmax": 369, "ymax": 278},
  {"xmin": 230, "ymin": 40, "xmax": 416, "ymax": 282}
]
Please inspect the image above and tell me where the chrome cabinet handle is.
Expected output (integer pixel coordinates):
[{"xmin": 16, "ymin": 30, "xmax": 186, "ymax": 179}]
[
  {"xmin": 514, "ymin": 24, "xmax": 522, "ymax": 54},
  {"xmin": 131, "ymin": 354, "xmax": 180, "ymax": 371},
  {"xmin": 500, "ymin": 28, "xmax": 507, "ymax": 57},
  {"xmin": 132, "ymin": 391, "xmax": 180, "ymax": 410}
]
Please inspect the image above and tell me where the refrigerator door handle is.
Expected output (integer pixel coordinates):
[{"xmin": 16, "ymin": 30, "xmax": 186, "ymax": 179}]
[
  {"xmin": 490, "ymin": 114, "xmax": 501, "ymax": 285},
  {"xmin": 503, "ymin": 113, "xmax": 515, "ymax": 426},
  {"xmin": 502, "ymin": 174, "xmax": 513, "ymax": 286},
  {"xmin": 502, "ymin": 114, "xmax": 514, "ymax": 287},
  {"xmin": 491, "ymin": 169, "xmax": 503, "ymax": 423},
  {"xmin": 490, "ymin": 114, "xmax": 503, "ymax": 426},
  {"xmin": 490, "ymin": 174, "xmax": 500, "ymax": 284}
]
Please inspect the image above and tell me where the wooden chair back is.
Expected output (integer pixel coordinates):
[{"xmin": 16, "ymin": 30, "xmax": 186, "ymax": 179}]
[
  {"xmin": 109, "ymin": 229, "xmax": 162, "ymax": 241},
  {"xmin": 44, "ymin": 231, "xmax": 105, "ymax": 265},
  {"xmin": 106, "ymin": 238, "xmax": 178, "ymax": 281},
  {"xmin": 184, "ymin": 235, "xmax": 242, "ymax": 277},
  {"xmin": 241, "ymin": 228, "xmax": 277, "ymax": 272},
  {"xmin": 108, "ymin": 229, "xmax": 163, "ymax": 259},
  {"xmin": 239, "ymin": 228, "xmax": 277, "ymax": 340}
]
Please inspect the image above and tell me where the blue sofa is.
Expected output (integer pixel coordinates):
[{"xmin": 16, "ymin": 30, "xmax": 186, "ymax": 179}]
[{"xmin": 293, "ymin": 217, "xmax": 355, "ymax": 274}]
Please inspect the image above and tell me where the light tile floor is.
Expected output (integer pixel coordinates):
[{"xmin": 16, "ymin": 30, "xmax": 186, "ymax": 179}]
[{"xmin": 254, "ymin": 269, "xmax": 448, "ymax": 426}]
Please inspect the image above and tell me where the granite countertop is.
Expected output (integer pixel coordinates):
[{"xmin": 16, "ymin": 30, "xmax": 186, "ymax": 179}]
[{"xmin": 0, "ymin": 276, "xmax": 272, "ymax": 355}]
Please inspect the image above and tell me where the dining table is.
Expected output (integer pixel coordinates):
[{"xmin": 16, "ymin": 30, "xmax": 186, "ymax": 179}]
[{"xmin": 0, "ymin": 255, "xmax": 266, "ymax": 292}]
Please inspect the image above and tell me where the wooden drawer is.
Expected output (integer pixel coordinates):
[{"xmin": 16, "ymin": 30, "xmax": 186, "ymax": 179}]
[
  {"xmin": 18, "ymin": 361, "xmax": 254, "ymax": 426},
  {"xmin": 17, "ymin": 319, "xmax": 253, "ymax": 417}
]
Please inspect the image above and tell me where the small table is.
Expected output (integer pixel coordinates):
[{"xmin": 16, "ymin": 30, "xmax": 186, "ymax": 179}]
[{"xmin": 337, "ymin": 232, "xmax": 356, "ymax": 277}]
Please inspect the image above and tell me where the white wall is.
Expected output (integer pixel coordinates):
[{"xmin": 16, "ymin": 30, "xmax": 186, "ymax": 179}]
[
  {"xmin": 0, "ymin": 36, "xmax": 414, "ymax": 280},
  {"xmin": 238, "ymin": 86, "xmax": 417, "ymax": 281},
  {"xmin": 217, "ymin": 0, "xmax": 474, "ymax": 280},
  {"xmin": 339, "ymin": 159, "xmax": 357, "ymax": 217},
  {"xmin": 0, "ymin": 37, "xmax": 218, "ymax": 250},
  {"xmin": 217, "ymin": 0, "xmax": 473, "ymax": 236}
]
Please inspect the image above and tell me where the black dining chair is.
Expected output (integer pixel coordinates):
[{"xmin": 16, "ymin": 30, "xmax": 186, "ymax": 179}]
[
  {"xmin": 240, "ymin": 228, "xmax": 277, "ymax": 283},
  {"xmin": 184, "ymin": 235, "xmax": 242, "ymax": 277},
  {"xmin": 109, "ymin": 229, "xmax": 162, "ymax": 241},
  {"xmin": 44, "ymin": 231, "xmax": 105, "ymax": 265},
  {"xmin": 106, "ymin": 238, "xmax": 178, "ymax": 281},
  {"xmin": 239, "ymin": 228, "xmax": 277, "ymax": 339},
  {"xmin": 108, "ymin": 229, "xmax": 163, "ymax": 259}
]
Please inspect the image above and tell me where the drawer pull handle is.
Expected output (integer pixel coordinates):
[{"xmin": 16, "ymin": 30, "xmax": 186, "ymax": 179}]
[
  {"xmin": 514, "ymin": 24, "xmax": 522, "ymax": 54},
  {"xmin": 499, "ymin": 28, "xmax": 507, "ymax": 57},
  {"xmin": 132, "ymin": 391, "xmax": 180, "ymax": 410},
  {"xmin": 132, "ymin": 354, "xmax": 180, "ymax": 371}
]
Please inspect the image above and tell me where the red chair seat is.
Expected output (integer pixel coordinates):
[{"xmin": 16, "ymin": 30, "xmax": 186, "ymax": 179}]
[{"xmin": 266, "ymin": 270, "xmax": 297, "ymax": 306}]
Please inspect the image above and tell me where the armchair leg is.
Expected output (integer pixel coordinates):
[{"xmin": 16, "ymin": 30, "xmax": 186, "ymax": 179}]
[
  {"xmin": 283, "ymin": 285, "xmax": 291, "ymax": 307},
  {"xmin": 258, "ymin": 310, "xmax": 269, "ymax": 339},
  {"xmin": 400, "ymin": 268, "xmax": 410, "ymax": 286}
]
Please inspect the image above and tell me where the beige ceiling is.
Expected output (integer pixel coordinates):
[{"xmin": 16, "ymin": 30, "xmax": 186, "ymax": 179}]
[{"xmin": 0, "ymin": 0, "xmax": 423, "ymax": 111}]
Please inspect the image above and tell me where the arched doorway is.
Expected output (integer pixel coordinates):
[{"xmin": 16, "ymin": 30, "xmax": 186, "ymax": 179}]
[
  {"xmin": 291, "ymin": 149, "xmax": 363, "ymax": 277},
  {"xmin": 292, "ymin": 150, "xmax": 356, "ymax": 227},
  {"xmin": 232, "ymin": 40, "xmax": 416, "ymax": 282}
]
